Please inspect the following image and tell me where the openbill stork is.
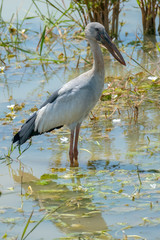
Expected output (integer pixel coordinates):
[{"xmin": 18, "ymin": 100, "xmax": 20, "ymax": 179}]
[{"xmin": 13, "ymin": 22, "xmax": 126, "ymax": 166}]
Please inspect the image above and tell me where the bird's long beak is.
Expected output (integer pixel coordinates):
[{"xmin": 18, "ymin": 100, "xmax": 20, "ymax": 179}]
[{"xmin": 101, "ymin": 31, "xmax": 126, "ymax": 66}]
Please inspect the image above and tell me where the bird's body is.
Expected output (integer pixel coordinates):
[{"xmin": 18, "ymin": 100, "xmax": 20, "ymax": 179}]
[
  {"xmin": 13, "ymin": 22, "xmax": 126, "ymax": 166},
  {"xmin": 35, "ymin": 69, "xmax": 103, "ymax": 133}
]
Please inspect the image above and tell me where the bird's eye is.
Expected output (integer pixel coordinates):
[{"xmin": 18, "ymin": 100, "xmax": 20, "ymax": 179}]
[{"xmin": 95, "ymin": 28, "xmax": 99, "ymax": 32}]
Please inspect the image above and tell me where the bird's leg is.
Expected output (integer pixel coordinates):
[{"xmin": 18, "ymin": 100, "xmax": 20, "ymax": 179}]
[
  {"xmin": 73, "ymin": 124, "xmax": 80, "ymax": 167},
  {"xmin": 69, "ymin": 129, "xmax": 74, "ymax": 167}
]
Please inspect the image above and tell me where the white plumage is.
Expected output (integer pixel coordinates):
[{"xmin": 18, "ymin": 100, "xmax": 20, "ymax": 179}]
[
  {"xmin": 35, "ymin": 70, "xmax": 102, "ymax": 132},
  {"xmin": 13, "ymin": 22, "xmax": 126, "ymax": 166}
]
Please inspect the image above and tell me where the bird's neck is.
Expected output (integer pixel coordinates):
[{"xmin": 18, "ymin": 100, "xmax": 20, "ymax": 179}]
[{"xmin": 90, "ymin": 40, "xmax": 105, "ymax": 77}]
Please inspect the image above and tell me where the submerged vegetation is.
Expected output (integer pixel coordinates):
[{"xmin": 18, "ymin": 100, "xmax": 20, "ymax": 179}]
[{"xmin": 0, "ymin": 0, "xmax": 160, "ymax": 239}]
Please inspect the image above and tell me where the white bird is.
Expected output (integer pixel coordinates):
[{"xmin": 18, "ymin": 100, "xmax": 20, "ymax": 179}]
[{"xmin": 13, "ymin": 22, "xmax": 126, "ymax": 167}]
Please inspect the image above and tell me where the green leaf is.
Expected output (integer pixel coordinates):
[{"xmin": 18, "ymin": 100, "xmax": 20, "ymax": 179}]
[
  {"xmin": 101, "ymin": 94, "xmax": 112, "ymax": 101},
  {"xmin": 21, "ymin": 210, "xmax": 34, "ymax": 240},
  {"xmin": 40, "ymin": 25, "xmax": 46, "ymax": 56},
  {"xmin": 40, "ymin": 173, "xmax": 58, "ymax": 180},
  {"xmin": 36, "ymin": 180, "xmax": 51, "ymax": 185}
]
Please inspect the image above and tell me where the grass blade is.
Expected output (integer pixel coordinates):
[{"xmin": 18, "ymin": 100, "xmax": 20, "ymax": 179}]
[
  {"xmin": 20, "ymin": 2, "xmax": 34, "ymax": 28},
  {"xmin": 123, "ymin": 49, "xmax": 154, "ymax": 76},
  {"xmin": 40, "ymin": 25, "xmax": 46, "ymax": 56},
  {"xmin": 22, "ymin": 213, "xmax": 46, "ymax": 240},
  {"xmin": 21, "ymin": 199, "xmax": 70, "ymax": 240},
  {"xmin": 0, "ymin": 0, "xmax": 4, "ymax": 19},
  {"xmin": 46, "ymin": 0, "xmax": 83, "ymax": 28},
  {"xmin": 21, "ymin": 210, "xmax": 34, "ymax": 240}
]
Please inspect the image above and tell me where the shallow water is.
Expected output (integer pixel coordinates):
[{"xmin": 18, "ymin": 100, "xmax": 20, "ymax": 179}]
[{"xmin": 0, "ymin": 1, "xmax": 160, "ymax": 240}]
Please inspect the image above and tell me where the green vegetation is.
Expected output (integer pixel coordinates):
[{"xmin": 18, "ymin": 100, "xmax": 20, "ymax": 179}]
[{"xmin": 71, "ymin": 0, "xmax": 128, "ymax": 37}]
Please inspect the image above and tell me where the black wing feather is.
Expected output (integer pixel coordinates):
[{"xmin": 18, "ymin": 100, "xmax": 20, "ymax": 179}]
[{"xmin": 12, "ymin": 89, "xmax": 63, "ymax": 145}]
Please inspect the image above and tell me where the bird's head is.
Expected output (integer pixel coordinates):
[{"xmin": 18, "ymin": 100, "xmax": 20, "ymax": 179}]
[{"xmin": 85, "ymin": 22, "xmax": 126, "ymax": 66}]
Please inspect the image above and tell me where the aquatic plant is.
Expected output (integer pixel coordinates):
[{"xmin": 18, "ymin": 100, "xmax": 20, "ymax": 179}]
[{"xmin": 72, "ymin": 0, "xmax": 127, "ymax": 37}]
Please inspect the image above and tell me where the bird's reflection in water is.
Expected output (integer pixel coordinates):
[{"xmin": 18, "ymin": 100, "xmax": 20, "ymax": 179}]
[{"xmin": 11, "ymin": 165, "xmax": 109, "ymax": 237}]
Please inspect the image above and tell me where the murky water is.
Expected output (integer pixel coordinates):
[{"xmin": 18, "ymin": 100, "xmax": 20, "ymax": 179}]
[{"xmin": 0, "ymin": 1, "xmax": 160, "ymax": 239}]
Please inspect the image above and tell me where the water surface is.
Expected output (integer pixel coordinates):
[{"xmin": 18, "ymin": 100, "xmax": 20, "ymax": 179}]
[{"xmin": 0, "ymin": 1, "xmax": 160, "ymax": 239}]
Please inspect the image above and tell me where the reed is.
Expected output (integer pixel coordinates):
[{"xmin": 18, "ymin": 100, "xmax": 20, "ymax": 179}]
[{"xmin": 72, "ymin": 0, "xmax": 127, "ymax": 37}]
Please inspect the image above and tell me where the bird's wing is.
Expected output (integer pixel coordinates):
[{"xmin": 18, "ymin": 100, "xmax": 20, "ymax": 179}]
[
  {"xmin": 35, "ymin": 83, "xmax": 95, "ymax": 133},
  {"xmin": 12, "ymin": 89, "xmax": 62, "ymax": 145},
  {"xmin": 13, "ymin": 71, "xmax": 96, "ymax": 145},
  {"xmin": 40, "ymin": 89, "xmax": 60, "ymax": 109},
  {"xmin": 35, "ymin": 72, "xmax": 97, "ymax": 133}
]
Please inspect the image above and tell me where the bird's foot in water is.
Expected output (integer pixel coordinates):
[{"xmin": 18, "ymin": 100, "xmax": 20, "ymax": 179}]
[
  {"xmin": 70, "ymin": 159, "xmax": 79, "ymax": 167},
  {"xmin": 74, "ymin": 159, "xmax": 79, "ymax": 167},
  {"xmin": 69, "ymin": 150, "xmax": 79, "ymax": 167}
]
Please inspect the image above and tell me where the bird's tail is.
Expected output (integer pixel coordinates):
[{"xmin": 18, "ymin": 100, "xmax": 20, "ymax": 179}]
[
  {"xmin": 13, "ymin": 112, "xmax": 63, "ymax": 145},
  {"xmin": 12, "ymin": 113, "xmax": 39, "ymax": 145}
]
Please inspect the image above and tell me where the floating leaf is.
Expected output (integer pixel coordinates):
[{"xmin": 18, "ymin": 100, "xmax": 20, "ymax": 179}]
[
  {"xmin": 40, "ymin": 173, "xmax": 58, "ymax": 180},
  {"xmin": 2, "ymin": 233, "xmax": 7, "ymax": 239},
  {"xmin": 51, "ymin": 167, "xmax": 66, "ymax": 172},
  {"xmin": 36, "ymin": 180, "xmax": 51, "ymax": 185},
  {"xmin": 38, "ymin": 189, "xmax": 67, "ymax": 193},
  {"xmin": 7, "ymin": 187, "xmax": 14, "ymax": 191},
  {"xmin": 30, "ymin": 106, "xmax": 38, "ymax": 112},
  {"xmin": 1, "ymin": 217, "xmax": 21, "ymax": 224}
]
